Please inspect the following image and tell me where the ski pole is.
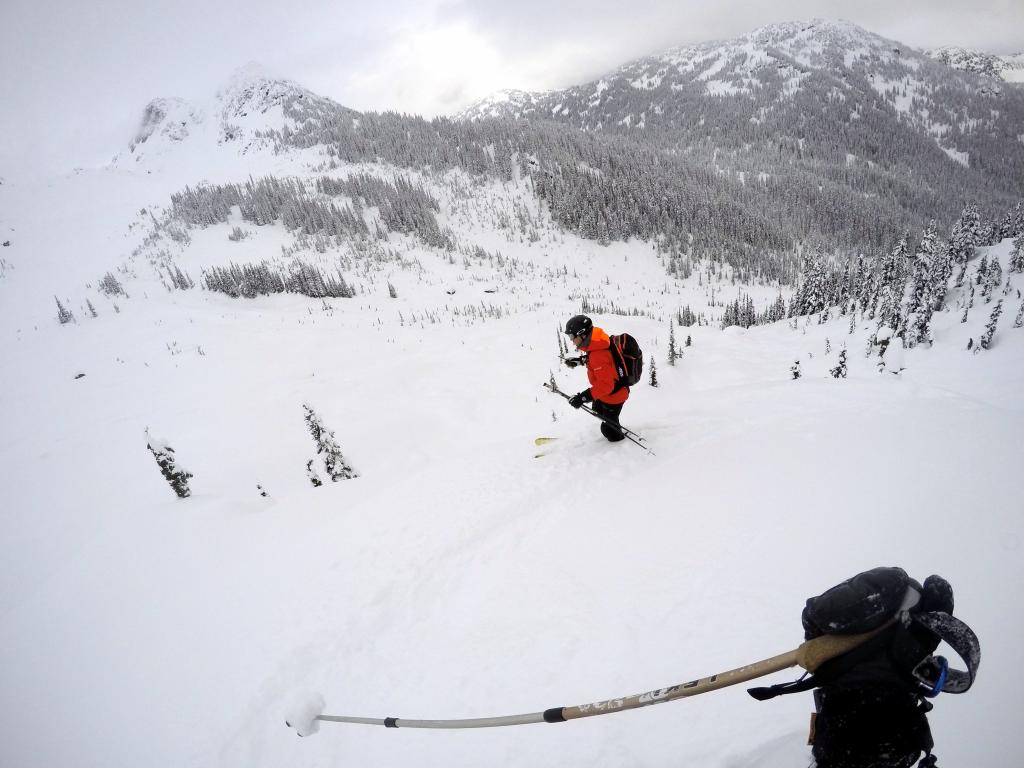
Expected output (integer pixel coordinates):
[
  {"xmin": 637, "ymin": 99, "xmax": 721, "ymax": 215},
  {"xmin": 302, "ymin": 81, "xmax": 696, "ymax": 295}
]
[
  {"xmin": 286, "ymin": 626, "xmax": 890, "ymax": 735},
  {"xmin": 543, "ymin": 382, "xmax": 651, "ymax": 453},
  {"xmin": 544, "ymin": 381, "xmax": 644, "ymax": 440},
  {"xmin": 546, "ymin": 381, "xmax": 648, "ymax": 447}
]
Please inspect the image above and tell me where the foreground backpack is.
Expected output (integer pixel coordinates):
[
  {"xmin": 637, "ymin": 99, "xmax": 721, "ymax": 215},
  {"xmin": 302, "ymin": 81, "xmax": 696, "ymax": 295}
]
[
  {"xmin": 749, "ymin": 567, "xmax": 979, "ymax": 702},
  {"xmin": 608, "ymin": 333, "xmax": 643, "ymax": 392},
  {"xmin": 750, "ymin": 567, "xmax": 980, "ymax": 768}
]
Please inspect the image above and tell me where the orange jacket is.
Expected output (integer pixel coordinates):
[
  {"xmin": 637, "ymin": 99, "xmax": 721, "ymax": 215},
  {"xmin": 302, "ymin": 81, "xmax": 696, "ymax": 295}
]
[{"xmin": 581, "ymin": 327, "xmax": 629, "ymax": 405}]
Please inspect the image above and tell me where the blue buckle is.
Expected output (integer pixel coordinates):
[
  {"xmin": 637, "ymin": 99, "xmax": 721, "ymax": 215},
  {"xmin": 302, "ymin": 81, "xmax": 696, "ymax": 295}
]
[{"xmin": 922, "ymin": 656, "xmax": 949, "ymax": 698}]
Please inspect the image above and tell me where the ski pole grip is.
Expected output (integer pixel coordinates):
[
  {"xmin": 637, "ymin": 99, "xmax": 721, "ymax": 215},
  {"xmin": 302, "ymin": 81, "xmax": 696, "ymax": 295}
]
[{"xmin": 795, "ymin": 623, "xmax": 892, "ymax": 672}]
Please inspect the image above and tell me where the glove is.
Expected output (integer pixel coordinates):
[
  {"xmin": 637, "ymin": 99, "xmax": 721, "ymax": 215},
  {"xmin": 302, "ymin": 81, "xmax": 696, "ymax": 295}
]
[
  {"xmin": 563, "ymin": 358, "xmax": 579, "ymax": 369},
  {"xmin": 569, "ymin": 390, "xmax": 591, "ymax": 409}
]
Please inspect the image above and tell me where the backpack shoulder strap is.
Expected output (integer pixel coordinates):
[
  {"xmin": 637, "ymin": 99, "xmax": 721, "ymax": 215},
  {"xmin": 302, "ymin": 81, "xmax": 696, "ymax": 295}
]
[{"xmin": 607, "ymin": 335, "xmax": 628, "ymax": 393}]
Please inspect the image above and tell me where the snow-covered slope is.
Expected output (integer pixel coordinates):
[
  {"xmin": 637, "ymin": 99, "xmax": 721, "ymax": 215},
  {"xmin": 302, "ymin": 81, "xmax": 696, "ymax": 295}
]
[
  {"xmin": 997, "ymin": 52, "xmax": 1024, "ymax": 84},
  {"xmin": 1, "ymin": 53, "xmax": 1023, "ymax": 768},
  {"xmin": 927, "ymin": 46, "xmax": 1024, "ymax": 84},
  {"xmin": 0, "ymin": 209, "xmax": 1021, "ymax": 767}
]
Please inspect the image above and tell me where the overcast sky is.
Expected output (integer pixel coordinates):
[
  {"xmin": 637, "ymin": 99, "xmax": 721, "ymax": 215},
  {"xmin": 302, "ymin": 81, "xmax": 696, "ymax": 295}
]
[{"xmin": 1, "ymin": 0, "xmax": 1021, "ymax": 176}]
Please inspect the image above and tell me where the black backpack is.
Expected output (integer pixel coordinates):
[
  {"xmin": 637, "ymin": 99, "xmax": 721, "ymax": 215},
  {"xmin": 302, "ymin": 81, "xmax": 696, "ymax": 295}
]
[
  {"xmin": 801, "ymin": 566, "xmax": 927, "ymax": 640},
  {"xmin": 608, "ymin": 333, "xmax": 643, "ymax": 392},
  {"xmin": 748, "ymin": 567, "xmax": 979, "ymax": 702}
]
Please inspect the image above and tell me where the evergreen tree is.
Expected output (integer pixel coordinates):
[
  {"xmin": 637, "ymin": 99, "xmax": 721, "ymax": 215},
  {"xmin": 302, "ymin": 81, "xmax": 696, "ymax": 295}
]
[
  {"xmin": 649, "ymin": 358, "xmax": 659, "ymax": 387},
  {"xmin": 99, "ymin": 272, "xmax": 125, "ymax": 296},
  {"xmin": 303, "ymin": 403, "xmax": 358, "ymax": 481},
  {"xmin": 907, "ymin": 222, "xmax": 937, "ymax": 318},
  {"xmin": 1013, "ymin": 299, "xmax": 1024, "ymax": 328},
  {"xmin": 306, "ymin": 460, "xmax": 323, "ymax": 487},
  {"xmin": 1010, "ymin": 234, "xmax": 1024, "ymax": 274},
  {"xmin": 791, "ymin": 360, "xmax": 801, "ymax": 380},
  {"xmin": 983, "ymin": 257, "xmax": 1003, "ymax": 303},
  {"xmin": 979, "ymin": 300, "xmax": 1004, "ymax": 350},
  {"xmin": 830, "ymin": 349, "xmax": 848, "ymax": 379},
  {"xmin": 875, "ymin": 236, "xmax": 909, "ymax": 333},
  {"xmin": 145, "ymin": 429, "xmax": 193, "ymax": 498},
  {"xmin": 906, "ymin": 223, "xmax": 939, "ymax": 346},
  {"xmin": 685, "ymin": 334, "xmax": 692, "ymax": 347},
  {"xmin": 55, "ymin": 296, "xmax": 75, "ymax": 324},
  {"xmin": 667, "ymin": 320, "xmax": 678, "ymax": 366},
  {"xmin": 975, "ymin": 254, "xmax": 989, "ymax": 286},
  {"xmin": 961, "ymin": 285, "xmax": 974, "ymax": 323},
  {"xmin": 948, "ymin": 204, "xmax": 981, "ymax": 266}
]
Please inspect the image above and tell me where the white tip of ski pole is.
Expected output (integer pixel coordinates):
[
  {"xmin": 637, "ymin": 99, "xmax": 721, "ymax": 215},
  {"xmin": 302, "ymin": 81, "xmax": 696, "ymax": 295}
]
[{"xmin": 284, "ymin": 692, "xmax": 326, "ymax": 737}]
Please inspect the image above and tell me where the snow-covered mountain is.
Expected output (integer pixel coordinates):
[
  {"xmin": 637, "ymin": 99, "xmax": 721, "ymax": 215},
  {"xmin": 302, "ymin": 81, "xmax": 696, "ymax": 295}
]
[
  {"xmin": 115, "ymin": 63, "xmax": 357, "ymax": 168},
  {"xmin": 926, "ymin": 46, "xmax": 1024, "ymax": 84},
  {"xmin": 456, "ymin": 20, "xmax": 1024, "ymax": 200}
]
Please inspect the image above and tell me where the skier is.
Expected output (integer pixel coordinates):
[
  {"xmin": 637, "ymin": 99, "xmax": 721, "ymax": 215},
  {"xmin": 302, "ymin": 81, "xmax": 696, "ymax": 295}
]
[{"xmin": 563, "ymin": 315, "xmax": 629, "ymax": 442}]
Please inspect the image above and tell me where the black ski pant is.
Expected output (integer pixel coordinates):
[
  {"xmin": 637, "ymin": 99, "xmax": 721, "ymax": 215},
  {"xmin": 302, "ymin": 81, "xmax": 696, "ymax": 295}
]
[{"xmin": 591, "ymin": 399, "xmax": 625, "ymax": 442}]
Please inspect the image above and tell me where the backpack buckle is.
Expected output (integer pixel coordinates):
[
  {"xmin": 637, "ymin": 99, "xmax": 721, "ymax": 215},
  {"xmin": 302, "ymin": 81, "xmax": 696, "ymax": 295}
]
[{"xmin": 913, "ymin": 655, "xmax": 949, "ymax": 698}]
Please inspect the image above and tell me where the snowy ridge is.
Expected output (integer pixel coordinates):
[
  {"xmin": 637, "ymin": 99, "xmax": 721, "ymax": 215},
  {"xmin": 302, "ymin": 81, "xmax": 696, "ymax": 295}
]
[
  {"xmin": 926, "ymin": 46, "xmax": 1024, "ymax": 83},
  {"xmin": 114, "ymin": 64, "xmax": 352, "ymax": 170},
  {"xmin": 454, "ymin": 19, "xmax": 1024, "ymax": 188},
  {"xmin": 454, "ymin": 88, "xmax": 550, "ymax": 121}
]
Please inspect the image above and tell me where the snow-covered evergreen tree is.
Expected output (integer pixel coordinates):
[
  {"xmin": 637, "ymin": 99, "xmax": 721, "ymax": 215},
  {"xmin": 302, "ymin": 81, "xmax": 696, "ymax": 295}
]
[
  {"xmin": 145, "ymin": 429, "xmax": 193, "ymax": 498},
  {"xmin": 649, "ymin": 358, "xmax": 659, "ymax": 387},
  {"xmin": 667, "ymin": 320, "xmax": 678, "ymax": 366},
  {"xmin": 1008, "ymin": 234, "xmax": 1024, "ymax": 274},
  {"xmin": 306, "ymin": 460, "xmax": 323, "ymax": 488},
  {"xmin": 830, "ymin": 349, "xmax": 848, "ymax": 379},
  {"xmin": 303, "ymin": 403, "xmax": 358, "ymax": 481},
  {"xmin": 55, "ymin": 296, "xmax": 75, "ymax": 325},
  {"xmin": 906, "ymin": 223, "xmax": 940, "ymax": 347},
  {"xmin": 948, "ymin": 204, "xmax": 981, "ymax": 266},
  {"xmin": 1013, "ymin": 299, "xmax": 1024, "ymax": 328},
  {"xmin": 983, "ymin": 257, "xmax": 1003, "ymax": 303},
  {"xmin": 875, "ymin": 236, "xmax": 908, "ymax": 334},
  {"xmin": 979, "ymin": 300, "xmax": 1004, "ymax": 350},
  {"xmin": 98, "ymin": 272, "xmax": 125, "ymax": 296}
]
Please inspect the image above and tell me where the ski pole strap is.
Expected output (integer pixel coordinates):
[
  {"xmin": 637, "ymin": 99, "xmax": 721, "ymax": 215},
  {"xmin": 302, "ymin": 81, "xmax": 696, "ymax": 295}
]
[{"xmin": 910, "ymin": 612, "xmax": 980, "ymax": 694}]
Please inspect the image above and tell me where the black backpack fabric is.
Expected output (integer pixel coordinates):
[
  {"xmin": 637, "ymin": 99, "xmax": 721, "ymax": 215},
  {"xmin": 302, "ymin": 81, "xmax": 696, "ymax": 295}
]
[
  {"xmin": 749, "ymin": 567, "xmax": 977, "ymax": 701},
  {"xmin": 608, "ymin": 333, "xmax": 643, "ymax": 392},
  {"xmin": 802, "ymin": 566, "xmax": 929, "ymax": 641},
  {"xmin": 750, "ymin": 567, "xmax": 977, "ymax": 768}
]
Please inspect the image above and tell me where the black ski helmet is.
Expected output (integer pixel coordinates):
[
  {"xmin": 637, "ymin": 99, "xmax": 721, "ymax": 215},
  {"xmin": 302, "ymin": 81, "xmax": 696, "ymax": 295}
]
[{"xmin": 564, "ymin": 315, "xmax": 593, "ymax": 344}]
